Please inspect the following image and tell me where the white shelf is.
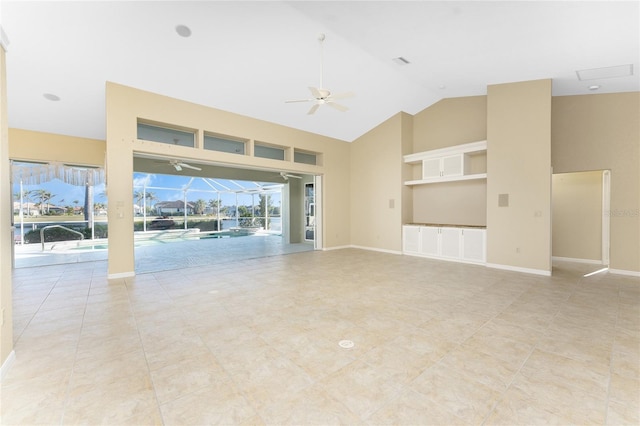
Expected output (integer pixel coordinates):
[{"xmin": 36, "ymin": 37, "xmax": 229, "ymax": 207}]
[
  {"xmin": 404, "ymin": 140, "xmax": 487, "ymax": 164},
  {"xmin": 404, "ymin": 140, "xmax": 487, "ymax": 186},
  {"xmin": 404, "ymin": 173, "xmax": 487, "ymax": 186}
]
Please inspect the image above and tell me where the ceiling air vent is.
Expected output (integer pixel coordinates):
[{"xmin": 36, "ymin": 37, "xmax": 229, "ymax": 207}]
[{"xmin": 576, "ymin": 64, "xmax": 633, "ymax": 81}]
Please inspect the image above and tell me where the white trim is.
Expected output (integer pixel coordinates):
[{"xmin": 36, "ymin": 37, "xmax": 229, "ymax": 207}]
[
  {"xmin": 0, "ymin": 26, "xmax": 9, "ymax": 51},
  {"xmin": 404, "ymin": 140, "xmax": 487, "ymax": 164},
  {"xmin": 1, "ymin": 350, "xmax": 16, "ymax": 382},
  {"xmin": 486, "ymin": 262, "xmax": 552, "ymax": 277},
  {"xmin": 602, "ymin": 170, "xmax": 611, "ymax": 265},
  {"xmin": 608, "ymin": 268, "xmax": 640, "ymax": 277},
  {"xmin": 403, "ymin": 251, "xmax": 485, "ymax": 266},
  {"xmin": 404, "ymin": 173, "xmax": 487, "ymax": 186},
  {"xmin": 314, "ymin": 175, "xmax": 323, "ymax": 250},
  {"xmin": 322, "ymin": 245, "xmax": 351, "ymax": 251},
  {"xmin": 351, "ymin": 245, "xmax": 402, "ymax": 255},
  {"xmin": 552, "ymin": 256, "xmax": 604, "ymax": 265},
  {"xmin": 107, "ymin": 271, "xmax": 135, "ymax": 280}
]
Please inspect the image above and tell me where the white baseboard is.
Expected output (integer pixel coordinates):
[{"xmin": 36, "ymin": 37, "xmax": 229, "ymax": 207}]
[
  {"xmin": 107, "ymin": 271, "xmax": 135, "ymax": 280},
  {"xmin": 403, "ymin": 251, "xmax": 485, "ymax": 266},
  {"xmin": 322, "ymin": 245, "xmax": 352, "ymax": 251},
  {"xmin": 486, "ymin": 262, "xmax": 552, "ymax": 277},
  {"xmin": 0, "ymin": 350, "xmax": 15, "ymax": 382},
  {"xmin": 552, "ymin": 256, "xmax": 604, "ymax": 265},
  {"xmin": 350, "ymin": 245, "xmax": 402, "ymax": 255},
  {"xmin": 609, "ymin": 268, "xmax": 640, "ymax": 277}
]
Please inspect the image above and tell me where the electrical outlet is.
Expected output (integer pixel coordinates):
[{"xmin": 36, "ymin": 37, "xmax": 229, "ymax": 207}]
[{"xmin": 516, "ymin": 247, "xmax": 521, "ymax": 254}]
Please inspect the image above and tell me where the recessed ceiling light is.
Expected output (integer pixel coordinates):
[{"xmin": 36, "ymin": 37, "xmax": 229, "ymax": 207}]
[
  {"xmin": 175, "ymin": 25, "xmax": 192, "ymax": 38},
  {"xmin": 43, "ymin": 93, "xmax": 60, "ymax": 101},
  {"xmin": 588, "ymin": 85, "xmax": 601, "ymax": 91},
  {"xmin": 392, "ymin": 57, "xmax": 410, "ymax": 66},
  {"xmin": 576, "ymin": 64, "xmax": 633, "ymax": 81}
]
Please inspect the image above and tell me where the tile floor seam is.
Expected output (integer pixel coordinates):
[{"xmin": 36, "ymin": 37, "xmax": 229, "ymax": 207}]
[
  {"xmin": 58, "ymin": 270, "xmax": 93, "ymax": 426},
  {"xmin": 603, "ymin": 281, "xmax": 624, "ymax": 425}
]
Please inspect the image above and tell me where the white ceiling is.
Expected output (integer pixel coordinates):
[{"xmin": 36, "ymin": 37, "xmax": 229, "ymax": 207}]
[{"xmin": 2, "ymin": 1, "xmax": 638, "ymax": 143}]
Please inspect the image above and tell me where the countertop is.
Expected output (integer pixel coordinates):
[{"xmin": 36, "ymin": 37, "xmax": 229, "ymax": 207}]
[{"xmin": 406, "ymin": 223, "xmax": 487, "ymax": 229}]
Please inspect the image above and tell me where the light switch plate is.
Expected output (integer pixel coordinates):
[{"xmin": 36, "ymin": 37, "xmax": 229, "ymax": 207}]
[{"xmin": 498, "ymin": 193, "xmax": 509, "ymax": 207}]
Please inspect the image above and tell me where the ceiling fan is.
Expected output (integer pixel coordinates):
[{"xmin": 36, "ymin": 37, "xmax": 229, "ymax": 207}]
[
  {"xmin": 280, "ymin": 172, "xmax": 302, "ymax": 180},
  {"xmin": 285, "ymin": 33, "xmax": 355, "ymax": 115},
  {"xmin": 169, "ymin": 159, "xmax": 201, "ymax": 172}
]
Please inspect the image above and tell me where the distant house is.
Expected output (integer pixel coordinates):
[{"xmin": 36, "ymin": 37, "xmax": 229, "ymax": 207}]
[{"xmin": 155, "ymin": 200, "xmax": 194, "ymax": 216}]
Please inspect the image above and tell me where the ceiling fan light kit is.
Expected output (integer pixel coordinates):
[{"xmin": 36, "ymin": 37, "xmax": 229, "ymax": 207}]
[{"xmin": 285, "ymin": 33, "xmax": 354, "ymax": 115}]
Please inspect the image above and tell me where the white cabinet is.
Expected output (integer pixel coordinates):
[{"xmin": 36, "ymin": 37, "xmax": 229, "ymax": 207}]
[
  {"xmin": 419, "ymin": 226, "xmax": 440, "ymax": 256},
  {"xmin": 440, "ymin": 227, "xmax": 462, "ymax": 258},
  {"xmin": 404, "ymin": 140, "xmax": 486, "ymax": 185},
  {"xmin": 461, "ymin": 228, "xmax": 486, "ymax": 263},
  {"xmin": 422, "ymin": 154, "xmax": 463, "ymax": 179},
  {"xmin": 403, "ymin": 225, "xmax": 486, "ymax": 265},
  {"xmin": 402, "ymin": 225, "xmax": 421, "ymax": 254}
]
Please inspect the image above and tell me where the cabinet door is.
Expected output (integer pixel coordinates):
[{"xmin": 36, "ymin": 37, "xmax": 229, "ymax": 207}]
[
  {"xmin": 402, "ymin": 226, "xmax": 421, "ymax": 254},
  {"xmin": 440, "ymin": 227, "xmax": 462, "ymax": 258},
  {"xmin": 462, "ymin": 229, "xmax": 486, "ymax": 262},
  {"xmin": 441, "ymin": 154, "xmax": 463, "ymax": 177},
  {"xmin": 419, "ymin": 226, "xmax": 439, "ymax": 256},
  {"xmin": 422, "ymin": 158, "xmax": 441, "ymax": 179}
]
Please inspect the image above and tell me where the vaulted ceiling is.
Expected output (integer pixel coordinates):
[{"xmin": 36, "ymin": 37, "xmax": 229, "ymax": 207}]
[{"xmin": 2, "ymin": 1, "xmax": 638, "ymax": 142}]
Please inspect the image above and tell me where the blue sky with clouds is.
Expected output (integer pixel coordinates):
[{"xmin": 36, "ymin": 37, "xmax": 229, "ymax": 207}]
[{"xmin": 14, "ymin": 172, "xmax": 281, "ymax": 210}]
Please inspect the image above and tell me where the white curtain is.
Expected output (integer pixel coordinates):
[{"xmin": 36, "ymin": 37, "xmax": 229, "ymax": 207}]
[{"xmin": 11, "ymin": 162, "xmax": 105, "ymax": 186}]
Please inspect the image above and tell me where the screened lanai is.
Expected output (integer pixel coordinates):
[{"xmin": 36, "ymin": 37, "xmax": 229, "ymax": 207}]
[{"xmin": 11, "ymin": 159, "xmax": 316, "ymax": 272}]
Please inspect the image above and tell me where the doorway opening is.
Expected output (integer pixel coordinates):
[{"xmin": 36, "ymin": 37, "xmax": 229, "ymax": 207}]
[{"xmin": 552, "ymin": 170, "xmax": 610, "ymax": 275}]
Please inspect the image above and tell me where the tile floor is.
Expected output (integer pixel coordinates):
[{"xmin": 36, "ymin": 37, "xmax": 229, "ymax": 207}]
[
  {"xmin": 2, "ymin": 249, "xmax": 639, "ymax": 425},
  {"xmin": 13, "ymin": 232, "xmax": 313, "ymax": 273}
]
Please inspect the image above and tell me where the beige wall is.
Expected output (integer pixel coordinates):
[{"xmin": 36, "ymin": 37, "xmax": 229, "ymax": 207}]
[
  {"xmin": 350, "ymin": 112, "xmax": 409, "ymax": 252},
  {"xmin": 410, "ymin": 95, "xmax": 488, "ymax": 227},
  {"xmin": 552, "ymin": 93, "xmax": 639, "ymax": 273},
  {"xmin": 487, "ymin": 79, "xmax": 552, "ymax": 274},
  {"xmin": 9, "ymin": 128, "xmax": 105, "ymax": 165},
  {"xmin": 412, "ymin": 95, "xmax": 487, "ymax": 152},
  {"xmin": 552, "ymin": 171, "xmax": 603, "ymax": 262},
  {"xmin": 1, "ymin": 43, "xmax": 13, "ymax": 371},
  {"xmin": 106, "ymin": 82, "xmax": 350, "ymax": 276},
  {"xmin": 412, "ymin": 180, "xmax": 487, "ymax": 226}
]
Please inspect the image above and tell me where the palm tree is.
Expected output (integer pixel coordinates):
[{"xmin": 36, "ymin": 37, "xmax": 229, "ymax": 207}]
[
  {"xmin": 32, "ymin": 189, "xmax": 50, "ymax": 215},
  {"xmin": 133, "ymin": 190, "xmax": 145, "ymax": 213},
  {"xmin": 194, "ymin": 199, "xmax": 207, "ymax": 215},
  {"xmin": 145, "ymin": 192, "xmax": 158, "ymax": 215}
]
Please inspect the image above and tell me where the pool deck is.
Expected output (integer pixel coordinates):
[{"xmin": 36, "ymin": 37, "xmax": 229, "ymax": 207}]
[{"xmin": 14, "ymin": 232, "xmax": 314, "ymax": 274}]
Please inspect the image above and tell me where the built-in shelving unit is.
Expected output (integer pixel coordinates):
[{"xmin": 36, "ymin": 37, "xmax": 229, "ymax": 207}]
[
  {"xmin": 403, "ymin": 224, "xmax": 486, "ymax": 264},
  {"xmin": 404, "ymin": 140, "xmax": 487, "ymax": 186}
]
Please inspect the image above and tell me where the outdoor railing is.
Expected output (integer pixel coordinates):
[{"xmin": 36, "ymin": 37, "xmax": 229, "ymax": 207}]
[{"xmin": 40, "ymin": 225, "xmax": 84, "ymax": 251}]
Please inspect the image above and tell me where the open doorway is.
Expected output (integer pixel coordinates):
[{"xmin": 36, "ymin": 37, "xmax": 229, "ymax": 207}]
[
  {"xmin": 552, "ymin": 170, "xmax": 610, "ymax": 274},
  {"xmin": 131, "ymin": 155, "xmax": 319, "ymax": 273}
]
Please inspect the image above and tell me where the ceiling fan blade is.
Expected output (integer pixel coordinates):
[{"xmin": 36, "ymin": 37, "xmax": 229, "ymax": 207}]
[
  {"xmin": 307, "ymin": 104, "xmax": 320, "ymax": 115},
  {"xmin": 179, "ymin": 163, "xmax": 202, "ymax": 171},
  {"xmin": 308, "ymin": 87, "xmax": 323, "ymax": 99},
  {"xmin": 327, "ymin": 101, "xmax": 348, "ymax": 112},
  {"xmin": 328, "ymin": 91, "xmax": 355, "ymax": 100},
  {"xmin": 285, "ymin": 99, "xmax": 313, "ymax": 103}
]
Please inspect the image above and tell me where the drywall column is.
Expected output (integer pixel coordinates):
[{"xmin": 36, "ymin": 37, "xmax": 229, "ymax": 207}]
[
  {"xmin": 106, "ymin": 83, "xmax": 135, "ymax": 278},
  {"xmin": 350, "ymin": 112, "xmax": 409, "ymax": 252},
  {"xmin": 486, "ymin": 79, "xmax": 552, "ymax": 275},
  {"xmin": 0, "ymin": 30, "xmax": 14, "ymax": 375}
]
